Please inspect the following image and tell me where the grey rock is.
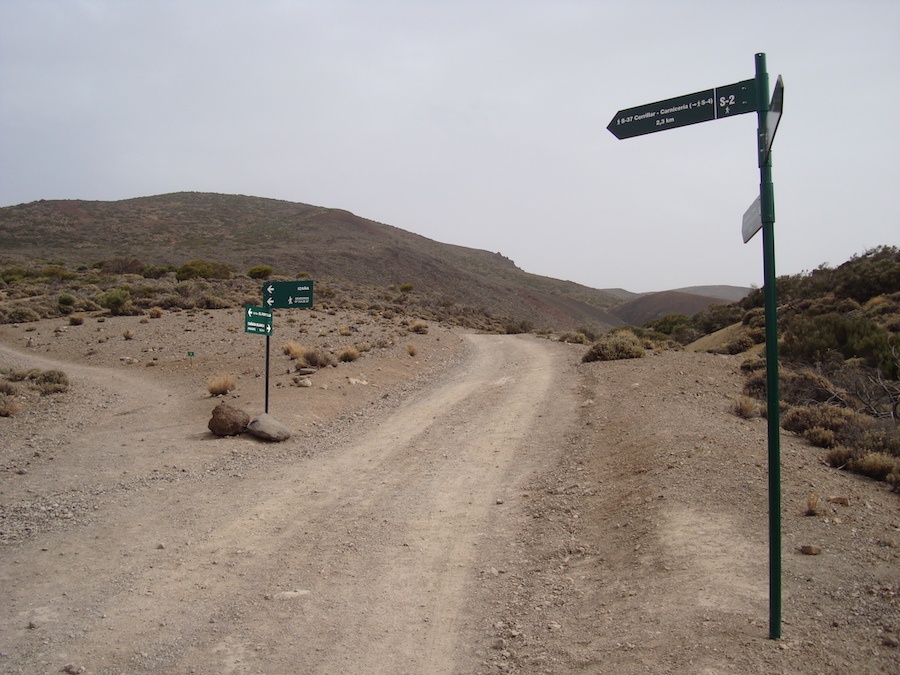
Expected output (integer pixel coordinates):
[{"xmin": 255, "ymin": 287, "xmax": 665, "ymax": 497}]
[{"xmin": 247, "ymin": 413, "xmax": 292, "ymax": 442}]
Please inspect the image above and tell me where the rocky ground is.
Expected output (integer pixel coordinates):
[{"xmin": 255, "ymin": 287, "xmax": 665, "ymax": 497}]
[{"xmin": 0, "ymin": 308, "xmax": 897, "ymax": 674}]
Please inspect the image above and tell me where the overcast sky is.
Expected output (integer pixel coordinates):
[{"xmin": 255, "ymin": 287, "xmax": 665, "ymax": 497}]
[{"xmin": 1, "ymin": 1, "xmax": 897, "ymax": 293}]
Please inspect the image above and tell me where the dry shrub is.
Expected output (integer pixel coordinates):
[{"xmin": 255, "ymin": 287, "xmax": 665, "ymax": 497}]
[
  {"xmin": 207, "ymin": 373, "xmax": 236, "ymax": 396},
  {"xmin": 339, "ymin": 326, "xmax": 352, "ymax": 336},
  {"xmin": 338, "ymin": 346, "xmax": 360, "ymax": 363},
  {"xmin": 803, "ymin": 426, "xmax": 837, "ymax": 448},
  {"xmin": 849, "ymin": 452, "xmax": 899, "ymax": 481},
  {"xmin": 781, "ymin": 404, "xmax": 868, "ymax": 438},
  {"xmin": 282, "ymin": 341, "xmax": 304, "ymax": 360},
  {"xmin": 0, "ymin": 393, "xmax": 21, "ymax": 417},
  {"xmin": 0, "ymin": 381, "xmax": 18, "ymax": 396},
  {"xmin": 825, "ymin": 445, "xmax": 854, "ymax": 468},
  {"xmin": 123, "ymin": 329, "xmax": 135, "ymax": 340},
  {"xmin": 300, "ymin": 348, "xmax": 333, "ymax": 368},
  {"xmin": 559, "ymin": 332, "xmax": 590, "ymax": 345},
  {"xmin": 69, "ymin": 314, "xmax": 85, "ymax": 326},
  {"xmin": 733, "ymin": 396, "xmax": 759, "ymax": 419},
  {"xmin": 34, "ymin": 370, "xmax": 69, "ymax": 395},
  {"xmin": 148, "ymin": 306, "xmax": 164, "ymax": 319},
  {"xmin": 407, "ymin": 342, "xmax": 417, "ymax": 357},
  {"xmin": 582, "ymin": 332, "xmax": 645, "ymax": 363},
  {"xmin": 409, "ymin": 320, "xmax": 429, "ymax": 334}
]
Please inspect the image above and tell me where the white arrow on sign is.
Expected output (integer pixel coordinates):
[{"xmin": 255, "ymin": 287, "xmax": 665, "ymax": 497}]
[
  {"xmin": 266, "ymin": 297, "xmax": 274, "ymax": 307},
  {"xmin": 266, "ymin": 284, "xmax": 275, "ymax": 295}
]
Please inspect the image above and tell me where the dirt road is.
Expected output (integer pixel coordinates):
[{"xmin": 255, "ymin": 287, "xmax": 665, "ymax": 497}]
[
  {"xmin": 1, "ymin": 332, "xmax": 579, "ymax": 674},
  {"xmin": 1, "ymin": 315, "xmax": 898, "ymax": 674}
]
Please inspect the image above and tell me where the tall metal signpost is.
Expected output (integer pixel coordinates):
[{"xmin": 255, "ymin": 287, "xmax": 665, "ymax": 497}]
[{"xmin": 608, "ymin": 53, "xmax": 784, "ymax": 639}]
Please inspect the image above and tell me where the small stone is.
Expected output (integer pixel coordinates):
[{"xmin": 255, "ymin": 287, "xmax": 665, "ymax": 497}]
[
  {"xmin": 798, "ymin": 545, "xmax": 822, "ymax": 555},
  {"xmin": 62, "ymin": 665, "xmax": 85, "ymax": 674},
  {"xmin": 156, "ymin": 543, "xmax": 165, "ymax": 550},
  {"xmin": 882, "ymin": 636, "xmax": 899, "ymax": 648}
]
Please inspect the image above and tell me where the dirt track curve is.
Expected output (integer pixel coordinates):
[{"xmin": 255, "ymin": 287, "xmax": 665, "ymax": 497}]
[{"xmin": 1, "ymin": 333, "xmax": 578, "ymax": 674}]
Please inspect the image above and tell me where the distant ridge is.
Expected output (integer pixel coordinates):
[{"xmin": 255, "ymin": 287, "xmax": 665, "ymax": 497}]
[{"xmin": 610, "ymin": 289, "xmax": 740, "ymax": 326}]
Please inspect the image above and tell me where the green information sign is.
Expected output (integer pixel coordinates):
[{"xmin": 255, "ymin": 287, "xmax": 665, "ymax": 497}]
[
  {"xmin": 607, "ymin": 79, "xmax": 757, "ymax": 139},
  {"xmin": 244, "ymin": 305, "xmax": 273, "ymax": 335},
  {"xmin": 263, "ymin": 281, "xmax": 314, "ymax": 309}
]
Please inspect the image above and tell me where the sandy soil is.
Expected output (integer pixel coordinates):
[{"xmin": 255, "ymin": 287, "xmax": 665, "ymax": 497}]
[{"xmin": 0, "ymin": 309, "xmax": 897, "ymax": 674}]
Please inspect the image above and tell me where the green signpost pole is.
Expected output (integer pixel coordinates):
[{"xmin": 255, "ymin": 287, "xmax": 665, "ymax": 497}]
[
  {"xmin": 608, "ymin": 57, "xmax": 783, "ymax": 638},
  {"xmin": 265, "ymin": 335, "xmax": 271, "ymax": 414},
  {"xmin": 755, "ymin": 51, "xmax": 782, "ymax": 640}
]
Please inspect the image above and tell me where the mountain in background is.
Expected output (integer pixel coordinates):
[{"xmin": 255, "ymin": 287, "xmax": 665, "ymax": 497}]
[{"xmin": 0, "ymin": 192, "xmax": 740, "ymax": 329}]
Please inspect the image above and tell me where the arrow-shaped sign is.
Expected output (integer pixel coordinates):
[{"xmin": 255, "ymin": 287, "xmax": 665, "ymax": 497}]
[{"xmin": 608, "ymin": 79, "xmax": 757, "ymax": 140}]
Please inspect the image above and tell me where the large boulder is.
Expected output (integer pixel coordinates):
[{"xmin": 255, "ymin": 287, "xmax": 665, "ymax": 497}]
[
  {"xmin": 208, "ymin": 402, "xmax": 250, "ymax": 437},
  {"xmin": 247, "ymin": 413, "xmax": 292, "ymax": 442}
]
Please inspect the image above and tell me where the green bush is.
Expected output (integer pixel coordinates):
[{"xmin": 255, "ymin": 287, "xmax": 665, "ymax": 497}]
[
  {"xmin": 176, "ymin": 259, "xmax": 232, "ymax": 281},
  {"xmin": 781, "ymin": 312, "xmax": 898, "ymax": 378},
  {"xmin": 58, "ymin": 293, "xmax": 76, "ymax": 307},
  {"xmin": 582, "ymin": 332, "xmax": 645, "ymax": 363},
  {"xmin": 725, "ymin": 334, "xmax": 754, "ymax": 355},
  {"xmin": 645, "ymin": 313, "xmax": 690, "ymax": 336},
  {"xmin": 247, "ymin": 265, "xmax": 273, "ymax": 280},
  {"xmin": 97, "ymin": 288, "xmax": 133, "ymax": 315}
]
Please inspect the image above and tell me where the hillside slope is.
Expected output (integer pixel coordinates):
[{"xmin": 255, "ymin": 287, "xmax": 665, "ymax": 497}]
[{"xmin": 0, "ymin": 192, "xmax": 622, "ymax": 330}]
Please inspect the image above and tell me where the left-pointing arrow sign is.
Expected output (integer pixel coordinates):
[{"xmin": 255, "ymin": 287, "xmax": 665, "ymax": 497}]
[{"xmin": 244, "ymin": 305, "xmax": 273, "ymax": 336}]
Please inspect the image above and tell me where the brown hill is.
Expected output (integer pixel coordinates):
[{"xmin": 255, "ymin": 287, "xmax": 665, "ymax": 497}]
[
  {"xmin": 0, "ymin": 192, "xmax": 623, "ymax": 330},
  {"xmin": 610, "ymin": 289, "xmax": 730, "ymax": 326}
]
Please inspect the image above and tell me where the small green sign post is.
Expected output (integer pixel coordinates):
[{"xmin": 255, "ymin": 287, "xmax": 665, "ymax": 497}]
[
  {"xmin": 253, "ymin": 282, "xmax": 316, "ymax": 415},
  {"xmin": 244, "ymin": 305, "xmax": 273, "ymax": 335},
  {"xmin": 609, "ymin": 53, "xmax": 784, "ymax": 639}
]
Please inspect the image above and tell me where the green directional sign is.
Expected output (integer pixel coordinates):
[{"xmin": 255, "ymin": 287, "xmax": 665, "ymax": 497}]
[
  {"xmin": 608, "ymin": 79, "xmax": 756, "ymax": 139},
  {"xmin": 244, "ymin": 305, "xmax": 273, "ymax": 335},
  {"xmin": 262, "ymin": 281, "xmax": 314, "ymax": 309}
]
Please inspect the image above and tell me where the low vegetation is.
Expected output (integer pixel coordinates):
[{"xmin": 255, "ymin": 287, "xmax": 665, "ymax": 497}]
[
  {"xmin": 700, "ymin": 246, "xmax": 900, "ymax": 488},
  {"xmin": 581, "ymin": 330, "xmax": 645, "ymax": 363},
  {"xmin": 207, "ymin": 373, "xmax": 236, "ymax": 396},
  {"xmin": 0, "ymin": 367, "xmax": 70, "ymax": 415}
]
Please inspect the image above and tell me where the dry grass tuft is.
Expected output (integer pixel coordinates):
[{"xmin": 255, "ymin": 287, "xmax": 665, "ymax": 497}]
[
  {"xmin": 148, "ymin": 306, "xmax": 164, "ymax": 319},
  {"xmin": 207, "ymin": 373, "xmax": 236, "ymax": 396},
  {"xmin": 299, "ymin": 348, "xmax": 334, "ymax": 368},
  {"xmin": 69, "ymin": 314, "xmax": 84, "ymax": 326},
  {"xmin": 282, "ymin": 341, "xmax": 304, "ymax": 360},
  {"xmin": 407, "ymin": 342, "xmax": 417, "ymax": 357},
  {"xmin": 0, "ymin": 393, "xmax": 21, "ymax": 417},
  {"xmin": 123, "ymin": 329, "xmax": 135, "ymax": 340},
  {"xmin": 338, "ymin": 346, "xmax": 360, "ymax": 363},
  {"xmin": 732, "ymin": 396, "xmax": 759, "ymax": 419},
  {"xmin": 408, "ymin": 320, "xmax": 429, "ymax": 334},
  {"xmin": 804, "ymin": 491, "xmax": 821, "ymax": 516}
]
